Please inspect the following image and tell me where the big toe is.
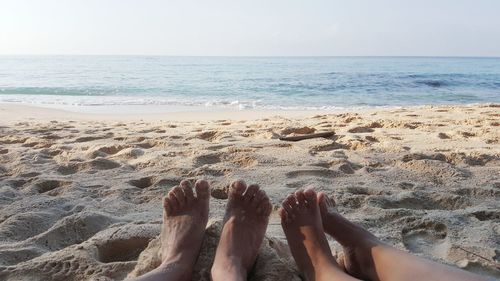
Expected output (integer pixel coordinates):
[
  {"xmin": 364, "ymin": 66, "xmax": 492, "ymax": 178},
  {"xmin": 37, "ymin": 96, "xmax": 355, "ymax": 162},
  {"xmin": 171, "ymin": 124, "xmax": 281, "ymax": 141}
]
[
  {"xmin": 304, "ymin": 188, "xmax": 318, "ymax": 205},
  {"xmin": 295, "ymin": 190, "xmax": 307, "ymax": 207},
  {"xmin": 317, "ymin": 192, "xmax": 336, "ymax": 215},
  {"xmin": 229, "ymin": 180, "xmax": 246, "ymax": 200}
]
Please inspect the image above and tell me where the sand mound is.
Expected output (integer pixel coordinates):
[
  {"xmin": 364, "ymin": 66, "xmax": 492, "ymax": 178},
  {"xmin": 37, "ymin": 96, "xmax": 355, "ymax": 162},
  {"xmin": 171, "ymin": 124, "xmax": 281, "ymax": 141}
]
[{"xmin": 127, "ymin": 220, "xmax": 301, "ymax": 280}]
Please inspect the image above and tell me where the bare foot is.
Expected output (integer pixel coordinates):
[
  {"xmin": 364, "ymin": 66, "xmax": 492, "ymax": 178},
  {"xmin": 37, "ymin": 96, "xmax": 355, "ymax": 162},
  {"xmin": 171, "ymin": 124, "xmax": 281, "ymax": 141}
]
[
  {"xmin": 318, "ymin": 192, "xmax": 380, "ymax": 281},
  {"xmin": 280, "ymin": 188, "xmax": 358, "ymax": 281},
  {"xmin": 211, "ymin": 180, "xmax": 272, "ymax": 281},
  {"xmin": 318, "ymin": 193, "xmax": 488, "ymax": 281},
  {"xmin": 160, "ymin": 179, "xmax": 210, "ymax": 280}
]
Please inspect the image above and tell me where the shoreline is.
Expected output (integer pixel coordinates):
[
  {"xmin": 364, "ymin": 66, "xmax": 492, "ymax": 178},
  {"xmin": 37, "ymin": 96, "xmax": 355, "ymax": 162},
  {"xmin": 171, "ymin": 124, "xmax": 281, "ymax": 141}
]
[
  {"xmin": 2, "ymin": 102, "xmax": 497, "ymax": 122},
  {"xmin": 1, "ymin": 103, "xmax": 336, "ymax": 122}
]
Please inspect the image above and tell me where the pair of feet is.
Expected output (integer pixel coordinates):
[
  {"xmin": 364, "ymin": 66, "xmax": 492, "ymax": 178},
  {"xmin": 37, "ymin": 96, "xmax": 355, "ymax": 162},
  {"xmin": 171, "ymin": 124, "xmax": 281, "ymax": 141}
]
[
  {"xmin": 160, "ymin": 180, "xmax": 378, "ymax": 281},
  {"xmin": 161, "ymin": 179, "xmax": 272, "ymax": 281},
  {"xmin": 281, "ymin": 188, "xmax": 380, "ymax": 281}
]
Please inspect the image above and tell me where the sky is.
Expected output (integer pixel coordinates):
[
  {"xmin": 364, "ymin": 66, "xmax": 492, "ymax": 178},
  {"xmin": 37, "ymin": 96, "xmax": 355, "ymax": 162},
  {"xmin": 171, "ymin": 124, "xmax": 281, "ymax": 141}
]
[{"xmin": 1, "ymin": 0, "xmax": 500, "ymax": 56}]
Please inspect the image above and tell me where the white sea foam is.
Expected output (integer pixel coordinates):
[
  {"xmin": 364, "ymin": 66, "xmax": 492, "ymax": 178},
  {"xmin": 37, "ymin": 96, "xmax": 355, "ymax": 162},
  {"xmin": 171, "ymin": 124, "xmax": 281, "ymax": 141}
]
[{"xmin": 0, "ymin": 94, "xmax": 374, "ymax": 112}]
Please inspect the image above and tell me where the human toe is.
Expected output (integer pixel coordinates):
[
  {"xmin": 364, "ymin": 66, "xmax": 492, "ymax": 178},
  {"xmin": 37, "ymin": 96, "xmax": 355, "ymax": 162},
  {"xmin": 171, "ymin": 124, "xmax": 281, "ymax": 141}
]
[{"xmin": 194, "ymin": 179, "xmax": 210, "ymax": 200}]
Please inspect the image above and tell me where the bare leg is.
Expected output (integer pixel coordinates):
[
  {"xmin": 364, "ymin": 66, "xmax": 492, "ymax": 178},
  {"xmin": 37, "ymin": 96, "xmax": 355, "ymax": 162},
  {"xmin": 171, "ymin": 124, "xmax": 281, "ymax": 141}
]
[
  {"xmin": 317, "ymin": 192, "xmax": 489, "ymax": 281},
  {"xmin": 130, "ymin": 180, "xmax": 210, "ymax": 281},
  {"xmin": 211, "ymin": 180, "xmax": 273, "ymax": 281},
  {"xmin": 280, "ymin": 188, "xmax": 360, "ymax": 281}
]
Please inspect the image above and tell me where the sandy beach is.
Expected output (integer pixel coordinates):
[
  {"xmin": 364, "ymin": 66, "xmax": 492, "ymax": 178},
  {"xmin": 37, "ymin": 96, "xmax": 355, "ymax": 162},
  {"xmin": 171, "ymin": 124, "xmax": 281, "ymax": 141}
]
[{"xmin": 0, "ymin": 103, "xmax": 498, "ymax": 280}]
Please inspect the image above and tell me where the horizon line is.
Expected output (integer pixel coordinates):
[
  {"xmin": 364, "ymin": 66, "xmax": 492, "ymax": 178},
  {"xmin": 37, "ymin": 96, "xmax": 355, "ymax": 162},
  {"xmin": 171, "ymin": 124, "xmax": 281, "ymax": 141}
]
[{"xmin": 1, "ymin": 54, "xmax": 500, "ymax": 59}]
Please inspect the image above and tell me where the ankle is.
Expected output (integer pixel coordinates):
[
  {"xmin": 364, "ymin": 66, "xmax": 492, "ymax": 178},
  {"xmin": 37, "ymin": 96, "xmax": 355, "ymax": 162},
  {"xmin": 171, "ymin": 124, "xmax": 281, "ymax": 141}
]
[
  {"xmin": 302, "ymin": 258, "xmax": 348, "ymax": 281},
  {"xmin": 161, "ymin": 251, "xmax": 198, "ymax": 269},
  {"xmin": 211, "ymin": 260, "xmax": 247, "ymax": 281},
  {"xmin": 323, "ymin": 212, "xmax": 380, "ymax": 246},
  {"xmin": 156, "ymin": 258, "xmax": 193, "ymax": 280}
]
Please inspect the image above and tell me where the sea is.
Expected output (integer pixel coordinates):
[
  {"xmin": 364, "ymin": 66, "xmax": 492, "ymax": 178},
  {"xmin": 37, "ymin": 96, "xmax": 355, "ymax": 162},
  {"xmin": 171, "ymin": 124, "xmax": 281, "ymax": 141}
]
[{"xmin": 0, "ymin": 56, "xmax": 499, "ymax": 112}]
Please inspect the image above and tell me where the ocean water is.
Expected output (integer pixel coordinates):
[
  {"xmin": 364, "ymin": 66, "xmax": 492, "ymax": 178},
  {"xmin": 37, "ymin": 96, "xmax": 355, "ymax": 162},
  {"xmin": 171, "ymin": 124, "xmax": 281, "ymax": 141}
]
[{"xmin": 0, "ymin": 56, "xmax": 499, "ymax": 111}]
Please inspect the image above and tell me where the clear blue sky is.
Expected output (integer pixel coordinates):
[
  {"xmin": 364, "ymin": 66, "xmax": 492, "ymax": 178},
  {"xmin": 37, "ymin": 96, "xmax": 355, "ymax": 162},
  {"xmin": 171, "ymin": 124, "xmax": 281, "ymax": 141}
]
[{"xmin": 1, "ymin": 0, "xmax": 499, "ymax": 56}]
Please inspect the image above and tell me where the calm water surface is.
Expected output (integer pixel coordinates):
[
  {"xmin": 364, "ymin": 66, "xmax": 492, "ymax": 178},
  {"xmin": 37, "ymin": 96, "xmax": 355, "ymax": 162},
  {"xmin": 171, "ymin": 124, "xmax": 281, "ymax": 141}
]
[{"xmin": 0, "ymin": 56, "xmax": 499, "ymax": 110}]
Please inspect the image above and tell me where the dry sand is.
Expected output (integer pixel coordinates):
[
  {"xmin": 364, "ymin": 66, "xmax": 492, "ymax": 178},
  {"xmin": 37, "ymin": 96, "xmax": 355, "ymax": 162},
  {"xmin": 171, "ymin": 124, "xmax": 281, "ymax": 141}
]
[{"xmin": 0, "ymin": 103, "xmax": 498, "ymax": 280}]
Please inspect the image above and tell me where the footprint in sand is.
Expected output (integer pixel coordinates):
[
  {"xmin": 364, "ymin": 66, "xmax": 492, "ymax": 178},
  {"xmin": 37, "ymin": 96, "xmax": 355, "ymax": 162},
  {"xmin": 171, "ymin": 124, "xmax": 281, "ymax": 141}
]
[
  {"xmin": 402, "ymin": 220, "xmax": 450, "ymax": 259},
  {"xmin": 193, "ymin": 153, "xmax": 222, "ymax": 166},
  {"xmin": 396, "ymin": 158, "xmax": 469, "ymax": 182},
  {"xmin": 154, "ymin": 177, "xmax": 183, "ymax": 189},
  {"xmin": 57, "ymin": 158, "xmax": 121, "ymax": 175},
  {"xmin": 33, "ymin": 179, "xmax": 72, "ymax": 194},
  {"xmin": 97, "ymin": 236, "xmax": 152, "ymax": 263},
  {"xmin": 228, "ymin": 153, "xmax": 258, "ymax": 168},
  {"xmin": 32, "ymin": 212, "xmax": 116, "ymax": 252},
  {"xmin": 369, "ymin": 191, "xmax": 470, "ymax": 210},
  {"xmin": 87, "ymin": 158, "xmax": 121, "ymax": 170}
]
